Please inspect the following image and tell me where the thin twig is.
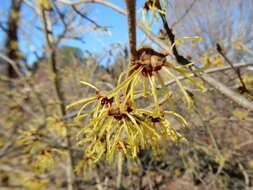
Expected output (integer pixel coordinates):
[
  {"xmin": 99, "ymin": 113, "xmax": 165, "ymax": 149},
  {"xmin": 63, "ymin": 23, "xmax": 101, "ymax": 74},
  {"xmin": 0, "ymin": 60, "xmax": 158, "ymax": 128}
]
[
  {"xmin": 152, "ymin": 2, "xmax": 253, "ymax": 111},
  {"xmin": 156, "ymin": 1, "xmax": 190, "ymax": 65},
  {"xmin": 40, "ymin": 7, "xmax": 77, "ymax": 190},
  {"xmin": 58, "ymin": 0, "xmax": 125, "ymax": 14},
  {"xmin": 58, "ymin": 0, "xmax": 253, "ymax": 111},
  {"xmin": 0, "ymin": 53, "xmax": 23, "ymax": 78},
  {"xmin": 238, "ymin": 163, "xmax": 250, "ymax": 187},
  {"xmin": 201, "ymin": 73, "xmax": 253, "ymax": 111},
  {"xmin": 0, "ymin": 164, "xmax": 50, "ymax": 178},
  {"xmin": 0, "ymin": 22, "xmax": 7, "ymax": 32},
  {"xmin": 164, "ymin": 61, "xmax": 253, "ymax": 86},
  {"xmin": 124, "ymin": 0, "xmax": 137, "ymax": 64},
  {"xmin": 116, "ymin": 153, "xmax": 123, "ymax": 189},
  {"xmin": 172, "ymin": 0, "xmax": 197, "ymax": 27},
  {"xmin": 63, "ymin": 61, "xmax": 253, "ymax": 119},
  {"xmin": 72, "ymin": 5, "xmax": 105, "ymax": 29},
  {"xmin": 216, "ymin": 43, "xmax": 248, "ymax": 92},
  {"xmin": 0, "ymin": 54, "xmax": 48, "ymax": 117}
]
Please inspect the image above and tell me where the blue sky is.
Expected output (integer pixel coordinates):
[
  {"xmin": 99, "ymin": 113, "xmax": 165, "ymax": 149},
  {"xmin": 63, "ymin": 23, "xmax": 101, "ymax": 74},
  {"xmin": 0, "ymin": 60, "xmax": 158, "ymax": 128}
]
[
  {"xmin": 0, "ymin": 0, "xmax": 154, "ymax": 65},
  {"xmin": 1, "ymin": 0, "xmax": 252, "ymax": 65}
]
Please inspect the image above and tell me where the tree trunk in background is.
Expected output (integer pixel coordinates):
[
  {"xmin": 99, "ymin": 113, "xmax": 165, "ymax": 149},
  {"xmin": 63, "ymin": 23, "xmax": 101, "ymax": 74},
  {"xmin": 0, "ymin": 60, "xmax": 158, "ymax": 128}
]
[{"xmin": 5, "ymin": 0, "xmax": 22, "ymax": 78}]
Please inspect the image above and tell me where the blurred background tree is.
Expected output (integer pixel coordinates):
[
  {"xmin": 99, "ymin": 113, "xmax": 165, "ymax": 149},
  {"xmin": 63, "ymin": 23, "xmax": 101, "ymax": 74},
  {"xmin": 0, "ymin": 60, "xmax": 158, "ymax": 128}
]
[{"xmin": 0, "ymin": 0, "xmax": 252, "ymax": 190}]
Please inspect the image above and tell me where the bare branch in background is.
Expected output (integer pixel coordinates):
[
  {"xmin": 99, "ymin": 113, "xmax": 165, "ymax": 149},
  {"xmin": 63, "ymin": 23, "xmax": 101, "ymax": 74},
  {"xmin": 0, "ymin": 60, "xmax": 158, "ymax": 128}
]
[
  {"xmin": 164, "ymin": 61, "xmax": 253, "ymax": 86},
  {"xmin": 40, "ymin": 6, "xmax": 77, "ymax": 190},
  {"xmin": 1, "ymin": 1, "xmax": 252, "ymax": 189},
  {"xmin": 71, "ymin": 5, "xmax": 106, "ymax": 30},
  {"xmin": 216, "ymin": 43, "xmax": 249, "ymax": 93},
  {"xmin": 0, "ymin": 22, "xmax": 7, "ymax": 32},
  {"xmin": 60, "ymin": 0, "xmax": 253, "ymax": 111},
  {"xmin": 171, "ymin": 0, "xmax": 197, "ymax": 27},
  {"xmin": 0, "ymin": 164, "xmax": 50, "ymax": 178},
  {"xmin": 201, "ymin": 73, "xmax": 253, "ymax": 111},
  {"xmin": 58, "ymin": 0, "xmax": 125, "ymax": 14}
]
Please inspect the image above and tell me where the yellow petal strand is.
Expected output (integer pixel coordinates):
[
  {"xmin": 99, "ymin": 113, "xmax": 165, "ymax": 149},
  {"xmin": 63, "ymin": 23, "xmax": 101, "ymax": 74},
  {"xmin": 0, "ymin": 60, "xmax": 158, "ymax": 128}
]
[
  {"xmin": 143, "ymin": 77, "xmax": 148, "ymax": 97},
  {"xmin": 169, "ymin": 36, "xmax": 202, "ymax": 54},
  {"xmin": 76, "ymin": 100, "xmax": 97, "ymax": 118},
  {"xmin": 123, "ymin": 119, "xmax": 135, "ymax": 152},
  {"xmin": 98, "ymin": 117, "xmax": 113, "ymax": 139},
  {"xmin": 173, "ymin": 67, "xmax": 206, "ymax": 92},
  {"xmin": 80, "ymin": 81, "xmax": 99, "ymax": 91},
  {"xmin": 136, "ymin": 108, "xmax": 153, "ymax": 115},
  {"xmin": 118, "ymin": 140, "xmax": 127, "ymax": 155},
  {"xmin": 66, "ymin": 96, "xmax": 96, "ymax": 109},
  {"xmin": 164, "ymin": 111, "xmax": 188, "ymax": 127},
  {"xmin": 136, "ymin": 118, "xmax": 160, "ymax": 139},
  {"xmin": 107, "ymin": 66, "xmax": 142, "ymax": 98},
  {"xmin": 117, "ymin": 65, "xmax": 136, "ymax": 85},
  {"xmin": 126, "ymin": 113, "xmax": 145, "ymax": 148},
  {"xmin": 163, "ymin": 67, "xmax": 193, "ymax": 108},
  {"xmin": 148, "ymin": 75, "xmax": 159, "ymax": 114}
]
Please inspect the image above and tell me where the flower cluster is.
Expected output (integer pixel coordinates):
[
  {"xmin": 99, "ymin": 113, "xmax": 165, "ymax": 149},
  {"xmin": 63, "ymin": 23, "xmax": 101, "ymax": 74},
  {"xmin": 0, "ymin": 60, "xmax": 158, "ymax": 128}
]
[{"xmin": 68, "ymin": 45, "xmax": 206, "ymax": 164}]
